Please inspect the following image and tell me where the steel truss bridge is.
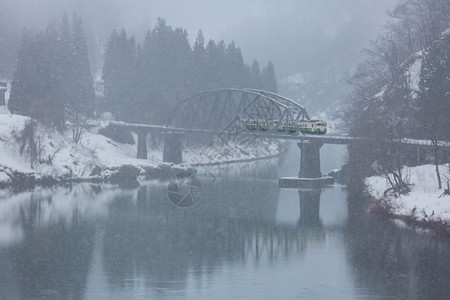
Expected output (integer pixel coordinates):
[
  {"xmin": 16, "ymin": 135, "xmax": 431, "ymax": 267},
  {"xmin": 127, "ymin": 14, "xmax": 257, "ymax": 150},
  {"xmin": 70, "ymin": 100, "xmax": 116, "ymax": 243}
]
[{"xmin": 109, "ymin": 88, "xmax": 450, "ymax": 178}]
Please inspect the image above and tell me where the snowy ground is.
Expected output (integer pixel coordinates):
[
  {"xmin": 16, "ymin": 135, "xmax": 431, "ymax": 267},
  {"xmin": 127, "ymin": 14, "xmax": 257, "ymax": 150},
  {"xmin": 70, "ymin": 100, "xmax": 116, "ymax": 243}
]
[
  {"xmin": 365, "ymin": 164, "xmax": 450, "ymax": 226},
  {"xmin": 0, "ymin": 109, "xmax": 282, "ymax": 186},
  {"xmin": 0, "ymin": 112, "xmax": 160, "ymax": 181}
]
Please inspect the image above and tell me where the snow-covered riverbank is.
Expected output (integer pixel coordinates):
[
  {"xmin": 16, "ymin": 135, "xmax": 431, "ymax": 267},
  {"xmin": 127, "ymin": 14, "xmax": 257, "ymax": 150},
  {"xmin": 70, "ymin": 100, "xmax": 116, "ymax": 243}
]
[
  {"xmin": 0, "ymin": 112, "xmax": 283, "ymax": 189},
  {"xmin": 365, "ymin": 164, "xmax": 450, "ymax": 233}
]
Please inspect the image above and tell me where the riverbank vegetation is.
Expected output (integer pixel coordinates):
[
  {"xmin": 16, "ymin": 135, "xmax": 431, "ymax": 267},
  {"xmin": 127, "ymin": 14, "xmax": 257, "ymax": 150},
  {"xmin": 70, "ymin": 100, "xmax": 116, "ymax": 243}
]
[
  {"xmin": 366, "ymin": 164, "xmax": 450, "ymax": 234},
  {"xmin": 342, "ymin": 0, "xmax": 450, "ymax": 231}
]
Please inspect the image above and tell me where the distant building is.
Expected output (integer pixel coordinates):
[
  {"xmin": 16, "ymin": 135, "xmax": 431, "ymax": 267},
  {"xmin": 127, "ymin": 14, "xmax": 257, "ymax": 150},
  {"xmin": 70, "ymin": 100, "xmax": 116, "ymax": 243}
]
[{"xmin": 0, "ymin": 82, "xmax": 7, "ymax": 106}]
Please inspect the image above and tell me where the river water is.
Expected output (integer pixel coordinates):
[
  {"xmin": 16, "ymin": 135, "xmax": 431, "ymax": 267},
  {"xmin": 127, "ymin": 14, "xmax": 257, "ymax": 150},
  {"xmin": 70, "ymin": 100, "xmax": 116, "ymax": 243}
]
[{"xmin": 0, "ymin": 143, "xmax": 449, "ymax": 299}]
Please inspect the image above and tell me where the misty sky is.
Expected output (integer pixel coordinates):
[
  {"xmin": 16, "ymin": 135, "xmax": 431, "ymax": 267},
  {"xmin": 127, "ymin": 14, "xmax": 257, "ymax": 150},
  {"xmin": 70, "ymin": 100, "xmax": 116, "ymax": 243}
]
[{"xmin": 2, "ymin": 0, "xmax": 398, "ymax": 78}]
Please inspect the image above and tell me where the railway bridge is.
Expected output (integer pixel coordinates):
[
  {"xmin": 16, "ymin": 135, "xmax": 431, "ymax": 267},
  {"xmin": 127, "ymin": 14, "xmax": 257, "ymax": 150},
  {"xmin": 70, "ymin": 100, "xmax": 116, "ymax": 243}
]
[{"xmin": 109, "ymin": 88, "xmax": 450, "ymax": 179}]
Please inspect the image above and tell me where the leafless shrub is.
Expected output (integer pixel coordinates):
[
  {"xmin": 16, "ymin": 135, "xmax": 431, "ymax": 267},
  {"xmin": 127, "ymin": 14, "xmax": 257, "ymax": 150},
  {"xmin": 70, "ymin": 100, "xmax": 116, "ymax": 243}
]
[
  {"xmin": 14, "ymin": 119, "xmax": 39, "ymax": 168},
  {"xmin": 374, "ymin": 142, "xmax": 412, "ymax": 197},
  {"xmin": 70, "ymin": 111, "xmax": 89, "ymax": 144}
]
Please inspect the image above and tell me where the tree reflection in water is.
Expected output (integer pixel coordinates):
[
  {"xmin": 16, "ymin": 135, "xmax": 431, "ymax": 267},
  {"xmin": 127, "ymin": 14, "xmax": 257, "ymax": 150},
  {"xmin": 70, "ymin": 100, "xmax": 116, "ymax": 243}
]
[
  {"xmin": 345, "ymin": 193, "xmax": 450, "ymax": 300},
  {"xmin": 1, "ymin": 191, "xmax": 96, "ymax": 299}
]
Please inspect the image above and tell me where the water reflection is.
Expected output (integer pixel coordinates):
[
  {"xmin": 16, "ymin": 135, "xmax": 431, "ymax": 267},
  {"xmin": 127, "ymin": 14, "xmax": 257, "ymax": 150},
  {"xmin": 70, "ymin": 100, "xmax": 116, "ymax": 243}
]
[
  {"xmin": 298, "ymin": 189, "xmax": 322, "ymax": 228},
  {"xmin": 99, "ymin": 180, "xmax": 343, "ymax": 297},
  {"xmin": 0, "ymin": 178, "xmax": 448, "ymax": 299},
  {"xmin": 0, "ymin": 185, "xmax": 131, "ymax": 299},
  {"xmin": 0, "ymin": 185, "xmax": 121, "ymax": 247},
  {"xmin": 197, "ymin": 158, "xmax": 281, "ymax": 180},
  {"xmin": 0, "ymin": 185, "xmax": 108, "ymax": 299},
  {"xmin": 10, "ymin": 221, "xmax": 95, "ymax": 299},
  {"xmin": 102, "ymin": 178, "xmax": 281, "ymax": 293},
  {"xmin": 345, "ymin": 198, "xmax": 450, "ymax": 300}
]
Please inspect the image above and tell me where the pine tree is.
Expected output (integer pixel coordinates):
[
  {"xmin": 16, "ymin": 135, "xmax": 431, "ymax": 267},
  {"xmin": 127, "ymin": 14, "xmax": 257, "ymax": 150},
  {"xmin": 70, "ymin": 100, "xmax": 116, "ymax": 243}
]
[
  {"xmin": 192, "ymin": 30, "xmax": 207, "ymax": 92},
  {"xmin": 54, "ymin": 13, "xmax": 74, "ymax": 127},
  {"xmin": 261, "ymin": 61, "xmax": 278, "ymax": 93},
  {"xmin": 205, "ymin": 39, "xmax": 218, "ymax": 90},
  {"xmin": 225, "ymin": 41, "xmax": 245, "ymax": 88},
  {"xmin": 10, "ymin": 14, "xmax": 95, "ymax": 131},
  {"xmin": 101, "ymin": 19, "xmax": 279, "ymax": 124},
  {"xmin": 136, "ymin": 30, "xmax": 156, "ymax": 122},
  {"xmin": 9, "ymin": 31, "xmax": 56, "ymax": 123},
  {"xmin": 250, "ymin": 60, "xmax": 262, "ymax": 89},
  {"xmin": 138, "ymin": 18, "xmax": 192, "ymax": 124},
  {"xmin": 215, "ymin": 40, "xmax": 227, "ymax": 88},
  {"xmin": 9, "ymin": 30, "xmax": 34, "ymax": 115},
  {"xmin": 69, "ymin": 14, "xmax": 95, "ymax": 117},
  {"xmin": 44, "ymin": 19, "xmax": 65, "ymax": 127},
  {"xmin": 69, "ymin": 14, "xmax": 95, "ymax": 142},
  {"xmin": 133, "ymin": 43, "xmax": 151, "ymax": 123},
  {"xmin": 102, "ymin": 29, "xmax": 136, "ymax": 121},
  {"xmin": 170, "ymin": 27, "xmax": 193, "ymax": 100}
]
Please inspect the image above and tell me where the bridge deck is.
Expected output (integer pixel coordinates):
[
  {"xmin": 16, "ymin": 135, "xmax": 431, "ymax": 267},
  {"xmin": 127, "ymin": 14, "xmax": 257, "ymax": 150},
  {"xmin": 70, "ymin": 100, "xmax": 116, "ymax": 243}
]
[{"xmin": 109, "ymin": 121, "xmax": 450, "ymax": 148}]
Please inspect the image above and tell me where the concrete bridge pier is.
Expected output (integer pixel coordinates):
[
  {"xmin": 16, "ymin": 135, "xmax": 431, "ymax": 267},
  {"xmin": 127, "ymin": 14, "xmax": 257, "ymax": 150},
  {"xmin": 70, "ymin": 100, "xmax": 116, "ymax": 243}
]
[
  {"xmin": 163, "ymin": 132, "xmax": 184, "ymax": 164},
  {"xmin": 136, "ymin": 129, "xmax": 148, "ymax": 159},
  {"xmin": 298, "ymin": 141, "xmax": 323, "ymax": 178},
  {"xmin": 0, "ymin": 82, "xmax": 6, "ymax": 106}
]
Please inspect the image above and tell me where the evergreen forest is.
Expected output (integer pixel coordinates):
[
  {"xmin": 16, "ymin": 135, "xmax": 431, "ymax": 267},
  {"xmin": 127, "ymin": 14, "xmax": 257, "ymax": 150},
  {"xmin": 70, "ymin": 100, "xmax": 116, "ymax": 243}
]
[{"xmin": 8, "ymin": 16, "xmax": 278, "ymax": 127}]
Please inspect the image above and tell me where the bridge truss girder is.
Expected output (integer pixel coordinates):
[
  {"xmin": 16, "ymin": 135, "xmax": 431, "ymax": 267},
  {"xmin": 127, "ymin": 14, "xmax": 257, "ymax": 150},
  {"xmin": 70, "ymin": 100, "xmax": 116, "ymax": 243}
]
[{"xmin": 167, "ymin": 88, "xmax": 310, "ymax": 133}]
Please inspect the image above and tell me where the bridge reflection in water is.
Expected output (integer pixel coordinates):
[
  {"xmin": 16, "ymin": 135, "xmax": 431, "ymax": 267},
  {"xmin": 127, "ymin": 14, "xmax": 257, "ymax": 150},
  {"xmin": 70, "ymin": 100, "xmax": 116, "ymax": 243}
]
[
  {"xmin": 298, "ymin": 189, "xmax": 322, "ymax": 228},
  {"xmin": 0, "ymin": 178, "xmax": 332, "ymax": 298},
  {"xmin": 100, "ymin": 179, "xmax": 332, "ymax": 291},
  {"xmin": 1, "ymin": 178, "xmax": 448, "ymax": 299}
]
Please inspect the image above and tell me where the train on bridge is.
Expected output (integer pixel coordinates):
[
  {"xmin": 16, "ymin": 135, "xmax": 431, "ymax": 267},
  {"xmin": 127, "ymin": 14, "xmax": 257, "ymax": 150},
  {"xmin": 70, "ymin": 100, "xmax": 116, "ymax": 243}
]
[{"xmin": 242, "ymin": 118, "xmax": 327, "ymax": 134}]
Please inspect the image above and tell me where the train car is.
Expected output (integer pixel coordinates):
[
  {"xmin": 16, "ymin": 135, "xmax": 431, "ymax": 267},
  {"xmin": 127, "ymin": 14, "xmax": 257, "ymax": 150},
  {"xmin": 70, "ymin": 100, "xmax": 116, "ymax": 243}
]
[
  {"xmin": 242, "ymin": 118, "xmax": 270, "ymax": 131},
  {"xmin": 242, "ymin": 118, "xmax": 327, "ymax": 135},
  {"xmin": 278, "ymin": 121, "xmax": 296, "ymax": 132},
  {"xmin": 298, "ymin": 120, "xmax": 327, "ymax": 134},
  {"xmin": 258, "ymin": 119, "xmax": 268, "ymax": 131},
  {"xmin": 243, "ymin": 118, "xmax": 258, "ymax": 130}
]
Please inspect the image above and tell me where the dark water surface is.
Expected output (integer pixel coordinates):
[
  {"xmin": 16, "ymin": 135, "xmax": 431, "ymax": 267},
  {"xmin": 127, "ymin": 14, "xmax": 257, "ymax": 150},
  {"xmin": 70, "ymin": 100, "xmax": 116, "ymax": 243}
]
[{"xmin": 0, "ymin": 144, "xmax": 449, "ymax": 299}]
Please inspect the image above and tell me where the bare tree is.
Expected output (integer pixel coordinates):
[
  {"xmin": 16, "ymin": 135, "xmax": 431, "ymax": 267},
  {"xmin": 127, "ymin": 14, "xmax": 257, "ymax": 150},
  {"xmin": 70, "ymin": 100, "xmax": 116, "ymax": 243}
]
[
  {"xmin": 374, "ymin": 139, "xmax": 412, "ymax": 197},
  {"xmin": 70, "ymin": 111, "xmax": 89, "ymax": 144},
  {"xmin": 14, "ymin": 119, "xmax": 38, "ymax": 168}
]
